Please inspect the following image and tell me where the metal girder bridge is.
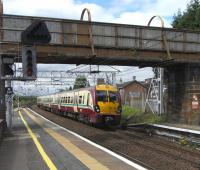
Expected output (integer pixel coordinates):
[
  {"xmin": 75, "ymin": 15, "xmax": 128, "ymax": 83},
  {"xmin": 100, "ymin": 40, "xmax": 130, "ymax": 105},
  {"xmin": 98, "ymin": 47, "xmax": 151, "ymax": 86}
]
[{"xmin": 1, "ymin": 6, "xmax": 200, "ymax": 67}]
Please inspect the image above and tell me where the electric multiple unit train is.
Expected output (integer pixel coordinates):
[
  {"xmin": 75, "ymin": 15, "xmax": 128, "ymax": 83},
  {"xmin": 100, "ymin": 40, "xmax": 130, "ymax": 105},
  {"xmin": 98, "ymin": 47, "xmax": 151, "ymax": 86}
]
[{"xmin": 37, "ymin": 84, "xmax": 122, "ymax": 125}]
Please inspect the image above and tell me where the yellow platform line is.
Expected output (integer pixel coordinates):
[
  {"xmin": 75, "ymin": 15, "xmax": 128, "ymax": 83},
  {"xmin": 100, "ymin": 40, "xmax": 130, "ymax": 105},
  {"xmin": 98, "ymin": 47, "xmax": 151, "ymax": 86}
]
[
  {"xmin": 23, "ymin": 109, "xmax": 109, "ymax": 170},
  {"xmin": 18, "ymin": 111, "xmax": 57, "ymax": 170}
]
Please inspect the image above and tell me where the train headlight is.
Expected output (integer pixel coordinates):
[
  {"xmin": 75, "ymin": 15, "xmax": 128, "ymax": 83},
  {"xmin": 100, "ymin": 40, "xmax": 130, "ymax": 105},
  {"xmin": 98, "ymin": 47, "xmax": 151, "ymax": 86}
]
[
  {"xmin": 94, "ymin": 105, "xmax": 100, "ymax": 113},
  {"xmin": 117, "ymin": 106, "xmax": 122, "ymax": 114}
]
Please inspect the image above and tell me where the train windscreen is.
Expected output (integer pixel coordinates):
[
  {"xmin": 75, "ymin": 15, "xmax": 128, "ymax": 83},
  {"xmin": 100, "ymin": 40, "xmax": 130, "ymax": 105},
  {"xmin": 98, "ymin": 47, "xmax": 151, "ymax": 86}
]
[
  {"xmin": 96, "ymin": 90, "xmax": 108, "ymax": 102},
  {"xmin": 97, "ymin": 90, "xmax": 118, "ymax": 102},
  {"xmin": 109, "ymin": 91, "xmax": 118, "ymax": 102}
]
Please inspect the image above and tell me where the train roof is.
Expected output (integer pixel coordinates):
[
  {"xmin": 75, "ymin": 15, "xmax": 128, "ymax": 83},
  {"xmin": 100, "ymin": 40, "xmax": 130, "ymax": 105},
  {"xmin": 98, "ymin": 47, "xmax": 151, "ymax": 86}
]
[{"xmin": 37, "ymin": 84, "xmax": 118, "ymax": 98}]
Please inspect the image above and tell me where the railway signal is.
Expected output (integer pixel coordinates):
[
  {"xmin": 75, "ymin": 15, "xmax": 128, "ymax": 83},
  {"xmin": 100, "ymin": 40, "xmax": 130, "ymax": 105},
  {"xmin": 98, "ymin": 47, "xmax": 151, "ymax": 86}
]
[
  {"xmin": 22, "ymin": 46, "xmax": 37, "ymax": 79},
  {"xmin": 21, "ymin": 20, "xmax": 51, "ymax": 45}
]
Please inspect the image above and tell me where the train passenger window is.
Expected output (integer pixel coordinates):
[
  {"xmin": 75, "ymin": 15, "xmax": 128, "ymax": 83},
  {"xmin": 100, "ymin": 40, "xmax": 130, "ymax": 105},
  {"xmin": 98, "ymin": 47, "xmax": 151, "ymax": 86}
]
[
  {"xmin": 74, "ymin": 96, "xmax": 78, "ymax": 104},
  {"xmin": 87, "ymin": 93, "xmax": 90, "ymax": 106},
  {"xmin": 68, "ymin": 97, "xmax": 70, "ymax": 103},
  {"xmin": 82, "ymin": 95, "xmax": 85, "ymax": 104},
  {"xmin": 96, "ymin": 90, "xmax": 108, "ymax": 102},
  {"xmin": 109, "ymin": 91, "xmax": 118, "ymax": 102},
  {"xmin": 71, "ymin": 97, "xmax": 74, "ymax": 103},
  {"xmin": 79, "ymin": 96, "xmax": 82, "ymax": 104}
]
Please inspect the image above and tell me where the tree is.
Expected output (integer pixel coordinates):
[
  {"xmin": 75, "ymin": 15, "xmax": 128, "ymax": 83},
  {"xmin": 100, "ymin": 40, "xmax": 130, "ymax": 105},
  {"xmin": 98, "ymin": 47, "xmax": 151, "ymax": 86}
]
[
  {"xmin": 73, "ymin": 76, "xmax": 89, "ymax": 89},
  {"xmin": 172, "ymin": 0, "xmax": 200, "ymax": 30}
]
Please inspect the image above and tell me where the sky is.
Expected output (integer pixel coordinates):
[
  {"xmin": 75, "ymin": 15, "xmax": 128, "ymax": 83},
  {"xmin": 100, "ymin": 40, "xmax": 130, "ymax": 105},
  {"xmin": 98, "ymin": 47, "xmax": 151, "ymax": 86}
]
[
  {"xmin": 4, "ymin": 0, "xmax": 190, "ymax": 26},
  {"xmin": 4, "ymin": 0, "xmax": 191, "ymax": 95}
]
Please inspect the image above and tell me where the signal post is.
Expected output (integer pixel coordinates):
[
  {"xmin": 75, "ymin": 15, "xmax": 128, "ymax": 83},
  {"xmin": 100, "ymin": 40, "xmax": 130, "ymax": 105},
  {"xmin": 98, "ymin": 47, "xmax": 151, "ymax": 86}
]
[{"xmin": 0, "ymin": 19, "xmax": 51, "ymax": 129}]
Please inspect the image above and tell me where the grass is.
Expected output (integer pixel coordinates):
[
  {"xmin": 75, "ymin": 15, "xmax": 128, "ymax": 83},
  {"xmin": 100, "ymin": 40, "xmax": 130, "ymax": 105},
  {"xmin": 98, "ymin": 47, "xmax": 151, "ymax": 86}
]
[{"xmin": 121, "ymin": 105, "xmax": 166, "ymax": 124}]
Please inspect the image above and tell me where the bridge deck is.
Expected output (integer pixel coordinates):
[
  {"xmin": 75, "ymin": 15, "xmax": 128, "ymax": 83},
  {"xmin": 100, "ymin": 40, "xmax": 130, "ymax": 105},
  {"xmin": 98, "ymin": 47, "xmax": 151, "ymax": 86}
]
[{"xmin": 1, "ymin": 14, "xmax": 200, "ymax": 66}]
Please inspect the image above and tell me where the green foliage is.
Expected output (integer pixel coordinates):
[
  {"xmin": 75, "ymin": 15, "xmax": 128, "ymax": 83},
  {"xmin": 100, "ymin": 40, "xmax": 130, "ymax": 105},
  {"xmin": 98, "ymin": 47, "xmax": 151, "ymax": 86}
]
[
  {"xmin": 122, "ymin": 105, "xmax": 141, "ymax": 118},
  {"xmin": 179, "ymin": 137, "xmax": 189, "ymax": 146},
  {"xmin": 172, "ymin": 0, "xmax": 200, "ymax": 30},
  {"xmin": 13, "ymin": 96, "xmax": 37, "ymax": 108},
  {"xmin": 73, "ymin": 76, "xmax": 89, "ymax": 89},
  {"xmin": 121, "ymin": 105, "xmax": 167, "ymax": 124}
]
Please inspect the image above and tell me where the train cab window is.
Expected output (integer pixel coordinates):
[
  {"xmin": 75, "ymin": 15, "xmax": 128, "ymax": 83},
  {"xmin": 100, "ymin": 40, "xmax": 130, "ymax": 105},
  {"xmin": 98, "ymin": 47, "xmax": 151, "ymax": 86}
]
[
  {"xmin": 109, "ymin": 91, "xmax": 118, "ymax": 102},
  {"xmin": 96, "ymin": 90, "xmax": 108, "ymax": 102}
]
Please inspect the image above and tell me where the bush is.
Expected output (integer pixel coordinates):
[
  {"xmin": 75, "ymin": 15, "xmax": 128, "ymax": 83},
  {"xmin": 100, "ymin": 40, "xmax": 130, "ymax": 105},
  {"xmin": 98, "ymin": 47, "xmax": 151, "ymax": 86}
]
[{"xmin": 121, "ymin": 105, "xmax": 166, "ymax": 124}]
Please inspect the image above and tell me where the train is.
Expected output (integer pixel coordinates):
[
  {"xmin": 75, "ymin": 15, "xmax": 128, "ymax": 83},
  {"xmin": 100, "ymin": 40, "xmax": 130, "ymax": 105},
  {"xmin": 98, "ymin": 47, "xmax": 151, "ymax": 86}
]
[{"xmin": 37, "ymin": 84, "xmax": 122, "ymax": 126}]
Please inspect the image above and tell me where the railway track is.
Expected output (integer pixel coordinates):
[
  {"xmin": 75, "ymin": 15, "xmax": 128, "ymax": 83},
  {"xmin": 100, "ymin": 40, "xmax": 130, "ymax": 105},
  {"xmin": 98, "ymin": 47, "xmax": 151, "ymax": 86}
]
[
  {"xmin": 110, "ymin": 149, "xmax": 157, "ymax": 170},
  {"xmin": 124, "ymin": 130, "xmax": 200, "ymax": 158},
  {"xmin": 119, "ymin": 130, "xmax": 200, "ymax": 168},
  {"xmin": 31, "ymin": 106, "xmax": 200, "ymax": 170}
]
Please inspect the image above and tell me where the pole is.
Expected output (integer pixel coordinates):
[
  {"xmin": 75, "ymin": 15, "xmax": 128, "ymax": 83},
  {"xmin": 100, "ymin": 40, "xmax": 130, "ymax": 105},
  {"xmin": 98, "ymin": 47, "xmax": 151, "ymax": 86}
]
[
  {"xmin": 112, "ymin": 72, "xmax": 116, "ymax": 85},
  {"xmin": 0, "ymin": 56, "xmax": 6, "ymax": 128},
  {"xmin": 5, "ymin": 80, "xmax": 12, "ymax": 128},
  {"xmin": 18, "ymin": 95, "xmax": 19, "ymax": 111},
  {"xmin": 158, "ymin": 68, "xmax": 164, "ymax": 115}
]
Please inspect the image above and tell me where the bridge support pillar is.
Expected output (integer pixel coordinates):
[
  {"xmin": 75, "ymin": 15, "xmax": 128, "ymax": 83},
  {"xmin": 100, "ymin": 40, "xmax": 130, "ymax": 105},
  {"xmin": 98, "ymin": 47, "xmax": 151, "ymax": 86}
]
[
  {"xmin": 0, "ymin": 79, "xmax": 6, "ymax": 129},
  {"xmin": 0, "ymin": 55, "xmax": 6, "ymax": 128},
  {"xmin": 166, "ymin": 64, "xmax": 200, "ymax": 125}
]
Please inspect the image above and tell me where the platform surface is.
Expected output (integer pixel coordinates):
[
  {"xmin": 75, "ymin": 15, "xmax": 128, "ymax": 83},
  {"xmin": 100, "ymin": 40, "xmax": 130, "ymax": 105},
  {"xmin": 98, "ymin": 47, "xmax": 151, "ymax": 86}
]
[
  {"xmin": 155, "ymin": 123, "xmax": 200, "ymax": 134},
  {"xmin": 0, "ymin": 108, "xmax": 144, "ymax": 170}
]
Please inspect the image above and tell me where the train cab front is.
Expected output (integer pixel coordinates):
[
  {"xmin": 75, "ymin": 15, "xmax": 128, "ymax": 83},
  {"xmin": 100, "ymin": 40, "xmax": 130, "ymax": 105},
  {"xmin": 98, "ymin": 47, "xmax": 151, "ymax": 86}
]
[{"xmin": 94, "ymin": 85, "xmax": 121, "ymax": 126}]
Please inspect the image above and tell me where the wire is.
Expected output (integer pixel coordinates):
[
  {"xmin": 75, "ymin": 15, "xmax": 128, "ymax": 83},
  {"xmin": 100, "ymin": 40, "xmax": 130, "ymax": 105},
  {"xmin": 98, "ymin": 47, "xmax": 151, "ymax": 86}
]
[{"xmin": 116, "ymin": 67, "xmax": 151, "ymax": 77}]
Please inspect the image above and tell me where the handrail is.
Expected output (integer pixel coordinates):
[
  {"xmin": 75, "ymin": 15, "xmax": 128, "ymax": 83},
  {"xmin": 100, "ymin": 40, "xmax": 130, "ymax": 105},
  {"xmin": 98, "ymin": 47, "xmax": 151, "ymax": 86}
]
[
  {"xmin": 80, "ymin": 8, "xmax": 96, "ymax": 57},
  {"xmin": 148, "ymin": 15, "xmax": 171, "ymax": 59}
]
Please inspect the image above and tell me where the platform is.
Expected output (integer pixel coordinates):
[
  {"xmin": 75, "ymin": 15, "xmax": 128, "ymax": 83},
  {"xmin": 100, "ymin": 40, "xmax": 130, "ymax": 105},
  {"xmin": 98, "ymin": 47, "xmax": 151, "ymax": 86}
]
[
  {"xmin": 0, "ymin": 108, "xmax": 145, "ymax": 170},
  {"xmin": 158, "ymin": 123, "xmax": 200, "ymax": 132}
]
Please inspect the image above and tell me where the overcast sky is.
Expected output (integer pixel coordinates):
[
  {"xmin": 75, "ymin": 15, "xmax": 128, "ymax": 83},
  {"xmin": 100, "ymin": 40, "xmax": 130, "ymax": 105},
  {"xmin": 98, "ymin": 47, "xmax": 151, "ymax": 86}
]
[{"xmin": 5, "ymin": 0, "xmax": 191, "ymax": 95}]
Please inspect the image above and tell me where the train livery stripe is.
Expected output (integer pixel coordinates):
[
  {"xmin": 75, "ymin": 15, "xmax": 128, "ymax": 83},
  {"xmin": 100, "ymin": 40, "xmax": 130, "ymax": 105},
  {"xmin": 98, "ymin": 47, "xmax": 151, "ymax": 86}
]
[
  {"xmin": 18, "ymin": 111, "xmax": 58, "ymax": 170},
  {"xmin": 23, "ymin": 109, "xmax": 109, "ymax": 170}
]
